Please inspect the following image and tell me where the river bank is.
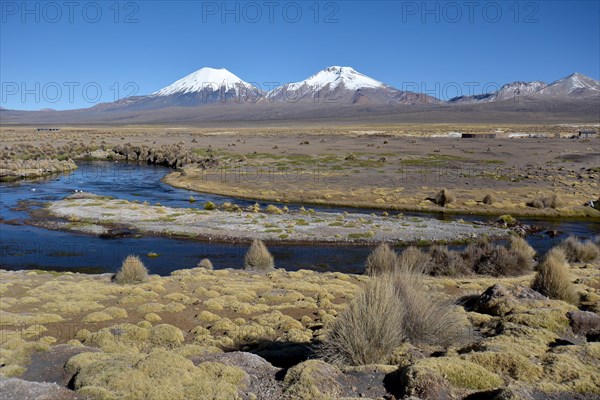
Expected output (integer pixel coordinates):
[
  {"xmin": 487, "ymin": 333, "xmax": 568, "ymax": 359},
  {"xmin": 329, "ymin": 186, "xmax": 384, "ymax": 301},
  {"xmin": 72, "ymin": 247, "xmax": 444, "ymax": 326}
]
[{"xmin": 35, "ymin": 193, "xmax": 509, "ymax": 245}]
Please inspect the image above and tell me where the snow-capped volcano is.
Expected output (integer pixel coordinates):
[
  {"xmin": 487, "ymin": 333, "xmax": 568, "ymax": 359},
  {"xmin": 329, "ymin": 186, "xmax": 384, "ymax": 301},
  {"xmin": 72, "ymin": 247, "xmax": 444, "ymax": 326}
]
[
  {"xmin": 285, "ymin": 66, "xmax": 386, "ymax": 92},
  {"xmin": 153, "ymin": 67, "xmax": 260, "ymax": 97},
  {"xmin": 267, "ymin": 66, "xmax": 438, "ymax": 104}
]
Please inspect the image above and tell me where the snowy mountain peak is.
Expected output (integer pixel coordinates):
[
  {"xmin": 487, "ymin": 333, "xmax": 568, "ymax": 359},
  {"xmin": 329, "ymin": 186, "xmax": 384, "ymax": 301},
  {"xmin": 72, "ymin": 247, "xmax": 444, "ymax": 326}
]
[
  {"xmin": 154, "ymin": 67, "xmax": 257, "ymax": 96},
  {"xmin": 537, "ymin": 72, "xmax": 600, "ymax": 96},
  {"xmin": 285, "ymin": 66, "xmax": 387, "ymax": 92}
]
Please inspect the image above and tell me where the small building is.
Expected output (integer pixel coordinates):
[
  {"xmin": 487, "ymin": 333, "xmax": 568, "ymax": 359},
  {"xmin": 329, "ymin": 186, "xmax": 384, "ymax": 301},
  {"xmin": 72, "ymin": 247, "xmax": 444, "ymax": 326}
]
[
  {"xmin": 461, "ymin": 133, "xmax": 496, "ymax": 139},
  {"xmin": 578, "ymin": 130, "xmax": 597, "ymax": 138}
]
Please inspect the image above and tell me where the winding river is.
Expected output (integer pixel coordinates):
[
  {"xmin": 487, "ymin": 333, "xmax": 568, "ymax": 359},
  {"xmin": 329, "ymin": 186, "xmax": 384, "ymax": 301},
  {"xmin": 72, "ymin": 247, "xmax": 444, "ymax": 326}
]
[{"xmin": 1, "ymin": 161, "xmax": 598, "ymax": 275}]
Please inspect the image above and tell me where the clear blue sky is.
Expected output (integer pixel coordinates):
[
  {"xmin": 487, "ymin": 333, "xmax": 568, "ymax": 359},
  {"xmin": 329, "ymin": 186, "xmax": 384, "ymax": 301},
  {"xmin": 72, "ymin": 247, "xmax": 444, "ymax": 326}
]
[{"xmin": 1, "ymin": 0, "xmax": 599, "ymax": 110}]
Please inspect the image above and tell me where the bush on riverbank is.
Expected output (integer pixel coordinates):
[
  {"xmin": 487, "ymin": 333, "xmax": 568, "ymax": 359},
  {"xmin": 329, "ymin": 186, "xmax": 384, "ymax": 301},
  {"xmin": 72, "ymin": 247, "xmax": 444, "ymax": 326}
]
[
  {"xmin": 115, "ymin": 255, "xmax": 148, "ymax": 284},
  {"xmin": 243, "ymin": 239, "xmax": 275, "ymax": 271},
  {"xmin": 364, "ymin": 243, "xmax": 397, "ymax": 276},
  {"xmin": 559, "ymin": 236, "xmax": 600, "ymax": 262},
  {"xmin": 531, "ymin": 248, "xmax": 577, "ymax": 304}
]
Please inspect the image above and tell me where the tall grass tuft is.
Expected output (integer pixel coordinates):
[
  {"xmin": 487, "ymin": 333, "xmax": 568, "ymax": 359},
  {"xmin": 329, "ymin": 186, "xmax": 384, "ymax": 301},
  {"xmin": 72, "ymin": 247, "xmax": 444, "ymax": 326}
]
[
  {"xmin": 197, "ymin": 258, "xmax": 213, "ymax": 269},
  {"xmin": 115, "ymin": 255, "xmax": 148, "ymax": 284},
  {"xmin": 531, "ymin": 248, "xmax": 578, "ymax": 304},
  {"xmin": 320, "ymin": 271, "xmax": 470, "ymax": 366},
  {"xmin": 397, "ymin": 246, "xmax": 430, "ymax": 275},
  {"xmin": 364, "ymin": 243, "xmax": 398, "ymax": 276},
  {"xmin": 559, "ymin": 236, "xmax": 600, "ymax": 263},
  {"xmin": 243, "ymin": 239, "xmax": 275, "ymax": 271}
]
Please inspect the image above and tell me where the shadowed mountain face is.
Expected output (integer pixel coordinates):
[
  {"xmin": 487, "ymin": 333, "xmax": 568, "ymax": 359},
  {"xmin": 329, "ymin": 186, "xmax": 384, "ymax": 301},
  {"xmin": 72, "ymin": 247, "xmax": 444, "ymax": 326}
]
[{"xmin": 2, "ymin": 68, "xmax": 599, "ymax": 124}]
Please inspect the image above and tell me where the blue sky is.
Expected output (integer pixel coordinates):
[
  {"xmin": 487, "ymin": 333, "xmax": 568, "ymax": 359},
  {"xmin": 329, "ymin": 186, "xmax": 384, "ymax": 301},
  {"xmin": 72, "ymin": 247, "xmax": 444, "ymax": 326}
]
[{"xmin": 1, "ymin": 0, "xmax": 599, "ymax": 110}]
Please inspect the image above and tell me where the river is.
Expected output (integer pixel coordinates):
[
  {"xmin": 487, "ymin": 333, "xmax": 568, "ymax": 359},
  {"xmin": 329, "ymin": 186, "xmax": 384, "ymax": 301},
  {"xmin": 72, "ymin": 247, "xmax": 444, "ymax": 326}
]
[{"xmin": 1, "ymin": 161, "xmax": 598, "ymax": 275}]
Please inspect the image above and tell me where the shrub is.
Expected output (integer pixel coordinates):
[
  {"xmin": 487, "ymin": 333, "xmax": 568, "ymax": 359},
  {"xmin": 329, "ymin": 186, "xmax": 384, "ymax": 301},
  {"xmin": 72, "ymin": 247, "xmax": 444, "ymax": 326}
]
[
  {"xmin": 243, "ymin": 239, "xmax": 274, "ymax": 271},
  {"xmin": 393, "ymin": 273, "xmax": 470, "ymax": 347},
  {"xmin": 531, "ymin": 248, "xmax": 578, "ymax": 303},
  {"xmin": 509, "ymin": 236, "xmax": 536, "ymax": 260},
  {"xmin": 433, "ymin": 188, "xmax": 456, "ymax": 207},
  {"xmin": 115, "ymin": 255, "xmax": 148, "ymax": 284},
  {"xmin": 364, "ymin": 243, "xmax": 397, "ymax": 276},
  {"xmin": 197, "ymin": 258, "xmax": 213, "ymax": 269},
  {"xmin": 320, "ymin": 272, "xmax": 470, "ymax": 366},
  {"xmin": 428, "ymin": 245, "xmax": 470, "ymax": 276},
  {"xmin": 473, "ymin": 246, "xmax": 532, "ymax": 277},
  {"xmin": 397, "ymin": 246, "xmax": 430, "ymax": 275},
  {"xmin": 482, "ymin": 194, "xmax": 494, "ymax": 205},
  {"xmin": 320, "ymin": 277, "xmax": 405, "ymax": 366},
  {"xmin": 528, "ymin": 194, "xmax": 563, "ymax": 209},
  {"xmin": 265, "ymin": 204, "xmax": 283, "ymax": 215},
  {"xmin": 204, "ymin": 201, "xmax": 217, "ymax": 210},
  {"xmin": 464, "ymin": 237, "xmax": 534, "ymax": 277},
  {"xmin": 559, "ymin": 236, "xmax": 600, "ymax": 263}
]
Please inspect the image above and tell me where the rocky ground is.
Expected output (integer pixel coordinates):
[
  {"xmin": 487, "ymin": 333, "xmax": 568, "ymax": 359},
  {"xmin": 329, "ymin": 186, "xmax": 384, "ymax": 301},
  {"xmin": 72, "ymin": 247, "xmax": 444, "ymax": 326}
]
[
  {"xmin": 35, "ymin": 193, "xmax": 509, "ymax": 245},
  {"xmin": 0, "ymin": 256, "xmax": 598, "ymax": 399}
]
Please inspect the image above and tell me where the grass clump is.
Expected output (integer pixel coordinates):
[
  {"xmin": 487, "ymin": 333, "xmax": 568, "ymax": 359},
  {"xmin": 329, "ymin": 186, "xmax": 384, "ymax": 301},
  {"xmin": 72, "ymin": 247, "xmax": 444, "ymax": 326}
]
[
  {"xmin": 320, "ymin": 277, "xmax": 405, "ymax": 366},
  {"xmin": 243, "ymin": 239, "xmax": 275, "ymax": 271},
  {"xmin": 531, "ymin": 248, "xmax": 578, "ymax": 304},
  {"xmin": 115, "ymin": 255, "xmax": 148, "ymax": 284},
  {"xmin": 528, "ymin": 193, "xmax": 564, "ymax": 209},
  {"xmin": 320, "ymin": 271, "xmax": 469, "ymax": 366},
  {"xmin": 265, "ymin": 204, "xmax": 284, "ymax": 215},
  {"xmin": 432, "ymin": 188, "xmax": 456, "ymax": 207},
  {"xmin": 364, "ymin": 243, "xmax": 397, "ymax": 276},
  {"xmin": 197, "ymin": 258, "xmax": 213, "ymax": 269},
  {"xmin": 559, "ymin": 236, "xmax": 599, "ymax": 262},
  {"xmin": 397, "ymin": 246, "xmax": 430, "ymax": 274},
  {"xmin": 427, "ymin": 245, "xmax": 470, "ymax": 277},
  {"xmin": 203, "ymin": 201, "xmax": 217, "ymax": 210},
  {"xmin": 482, "ymin": 194, "xmax": 494, "ymax": 205}
]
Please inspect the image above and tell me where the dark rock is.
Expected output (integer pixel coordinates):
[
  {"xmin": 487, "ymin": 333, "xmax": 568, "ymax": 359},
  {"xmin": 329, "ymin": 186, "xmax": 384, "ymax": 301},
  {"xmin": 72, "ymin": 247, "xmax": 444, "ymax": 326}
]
[
  {"xmin": 21, "ymin": 344, "xmax": 99, "ymax": 387},
  {"xmin": 476, "ymin": 284, "xmax": 546, "ymax": 317},
  {"xmin": 567, "ymin": 310, "xmax": 600, "ymax": 339},
  {"xmin": 0, "ymin": 377, "xmax": 84, "ymax": 400},
  {"xmin": 395, "ymin": 365, "xmax": 453, "ymax": 400},
  {"xmin": 192, "ymin": 351, "xmax": 283, "ymax": 400}
]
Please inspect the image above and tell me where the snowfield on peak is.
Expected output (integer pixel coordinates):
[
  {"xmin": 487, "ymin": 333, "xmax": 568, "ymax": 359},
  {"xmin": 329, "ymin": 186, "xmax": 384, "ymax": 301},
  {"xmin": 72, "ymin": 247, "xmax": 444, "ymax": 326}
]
[
  {"xmin": 281, "ymin": 66, "xmax": 387, "ymax": 92},
  {"xmin": 154, "ymin": 67, "xmax": 259, "ymax": 96}
]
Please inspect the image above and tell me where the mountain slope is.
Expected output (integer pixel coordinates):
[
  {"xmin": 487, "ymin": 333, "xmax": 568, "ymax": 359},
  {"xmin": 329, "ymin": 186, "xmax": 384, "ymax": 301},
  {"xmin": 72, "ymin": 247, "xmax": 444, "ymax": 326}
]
[
  {"xmin": 266, "ymin": 66, "xmax": 439, "ymax": 105},
  {"xmin": 535, "ymin": 73, "xmax": 600, "ymax": 97},
  {"xmin": 449, "ymin": 81, "xmax": 547, "ymax": 104}
]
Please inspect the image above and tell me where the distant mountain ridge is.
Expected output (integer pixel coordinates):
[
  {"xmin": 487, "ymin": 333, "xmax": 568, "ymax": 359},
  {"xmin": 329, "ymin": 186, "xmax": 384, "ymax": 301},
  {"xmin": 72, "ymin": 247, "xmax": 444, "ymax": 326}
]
[
  {"xmin": 449, "ymin": 73, "xmax": 599, "ymax": 104},
  {"xmin": 1, "ymin": 67, "xmax": 598, "ymax": 124}
]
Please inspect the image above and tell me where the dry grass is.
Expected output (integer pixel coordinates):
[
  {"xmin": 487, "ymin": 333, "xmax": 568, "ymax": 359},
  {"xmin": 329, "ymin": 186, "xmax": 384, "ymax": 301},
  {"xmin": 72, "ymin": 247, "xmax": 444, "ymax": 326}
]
[
  {"xmin": 531, "ymin": 248, "xmax": 578, "ymax": 304},
  {"xmin": 559, "ymin": 236, "xmax": 600, "ymax": 263},
  {"xmin": 528, "ymin": 194, "xmax": 564, "ymax": 209},
  {"xmin": 393, "ymin": 272, "xmax": 470, "ymax": 347},
  {"xmin": 321, "ymin": 270, "xmax": 470, "ymax": 365},
  {"xmin": 197, "ymin": 258, "xmax": 213, "ymax": 269},
  {"xmin": 463, "ymin": 237, "xmax": 535, "ymax": 277},
  {"xmin": 243, "ymin": 239, "xmax": 275, "ymax": 271},
  {"xmin": 433, "ymin": 188, "xmax": 456, "ymax": 207},
  {"xmin": 319, "ymin": 277, "xmax": 405, "ymax": 366},
  {"xmin": 427, "ymin": 245, "xmax": 470, "ymax": 277},
  {"xmin": 397, "ymin": 246, "xmax": 430, "ymax": 275},
  {"xmin": 114, "ymin": 255, "xmax": 148, "ymax": 284},
  {"xmin": 364, "ymin": 243, "xmax": 397, "ymax": 276}
]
